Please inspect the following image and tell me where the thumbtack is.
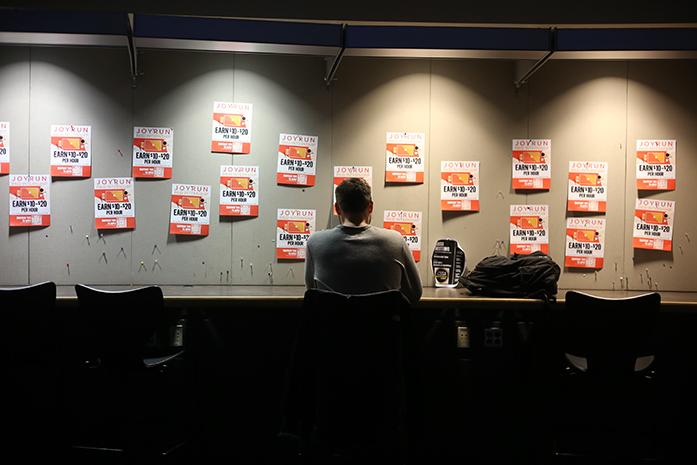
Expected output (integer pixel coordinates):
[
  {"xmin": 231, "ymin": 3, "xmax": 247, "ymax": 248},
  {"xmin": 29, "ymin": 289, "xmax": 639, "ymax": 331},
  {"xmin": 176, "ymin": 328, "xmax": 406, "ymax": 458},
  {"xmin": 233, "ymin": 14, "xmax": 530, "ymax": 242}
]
[
  {"xmin": 85, "ymin": 235, "xmax": 90, "ymax": 245},
  {"xmin": 69, "ymin": 225, "xmax": 73, "ymax": 234},
  {"xmin": 117, "ymin": 149, "xmax": 124, "ymax": 157},
  {"xmin": 686, "ymin": 233, "xmax": 691, "ymax": 243},
  {"xmin": 66, "ymin": 263, "xmax": 70, "ymax": 275},
  {"xmin": 226, "ymin": 270, "xmax": 230, "ymax": 281}
]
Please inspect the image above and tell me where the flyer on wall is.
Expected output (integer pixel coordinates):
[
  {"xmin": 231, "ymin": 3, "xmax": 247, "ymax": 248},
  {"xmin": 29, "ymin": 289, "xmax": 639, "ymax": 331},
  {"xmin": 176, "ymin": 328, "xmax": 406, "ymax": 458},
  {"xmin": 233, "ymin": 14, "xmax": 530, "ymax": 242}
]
[
  {"xmin": 567, "ymin": 161, "xmax": 608, "ymax": 212},
  {"xmin": 636, "ymin": 139, "xmax": 676, "ymax": 190},
  {"xmin": 94, "ymin": 177, "xmax": 135, "ymax": 230},
  {"xmin": 512, "ymin": 139, "xmax": 551, "ymax": 190},
  {"xmin": 277, "ymin": 134, "xmax": 318, "ymax": 186},
  {"xmin": 384, "ymin": 210, "xmax": 422, "ymax": 262},
  {"xmin": 440, "ymin": 160, "xmax": 480, "ymax": 211},
  {"xmin": 50, "ymin": 124, "xmax": 91, "ymax": 177},
  {"xmin": 385, "ymin": 132, "xmax": 425, "ymax": 183},
  {"xmin": 211, "ymin": 102, "xmax": 253, "ymax": 154},
  {"xmin": 169, "ymin": 184, "xmax": 210, "ymax": 236},
  {"xmin": 220, "ymin": 165, "xmax": 259, "ymax": 217},
  {"xmin": 509, "ymin": 204, "xmax": 549, "ymax": 254},
  {"xmin": 0, "ymin": 121, "xmax": 9, "ymax": 174},
  {"xmin": 333, "ymin": 166, "xmax": 373, "ymax": 215},
  {"xmin": 565, "ymin": 217, "xmax": 606, "ymax": 269},
  {"xmin": 132, "ymin": 127, "xmax": 173, "ymax": 179},
  {"xmin": 633, "ymin": 198, "xmax": 675, "ymax": 251},
  {"xmin": 9, "ymin": 174, "xmax": 50, "ymax": 226},
  {"xmin": 276, "ymin": 209, "xmax": 315, "ymax": 260}
]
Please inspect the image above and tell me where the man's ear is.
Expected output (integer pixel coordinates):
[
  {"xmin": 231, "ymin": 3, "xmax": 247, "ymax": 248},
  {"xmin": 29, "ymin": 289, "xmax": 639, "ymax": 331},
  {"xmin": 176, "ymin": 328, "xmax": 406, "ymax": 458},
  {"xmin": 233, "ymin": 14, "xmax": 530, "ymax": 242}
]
[
  {"xmin": 367, "ymin": 201, "xmax": 374, "ymax": 214},
  {"xmin": 334, "ymin": 202, "xmax": 342, "ymax": 216}
]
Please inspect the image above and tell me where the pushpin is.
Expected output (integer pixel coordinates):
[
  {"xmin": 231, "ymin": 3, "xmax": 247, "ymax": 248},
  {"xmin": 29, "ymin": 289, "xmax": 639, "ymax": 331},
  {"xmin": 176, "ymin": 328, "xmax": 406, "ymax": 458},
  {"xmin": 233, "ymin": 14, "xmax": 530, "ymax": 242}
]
[
  {"xmin": 686, "ymin": 233, "xmax": 691, "ymax": 243},
  {"xmin": 85, "ymin": 235, "xmax": 90, "ymax": 245},
  {"xmin": 240, "ymin": 257, "xmax": 244, "ymax": 268},
  {"xmin": 250, "ymin": 263, "xmax": 254, "ymax": 276},
  {"xmin": 226, "ymin": 270, "xmax": 230, "ymax": 281},
  {"xmin": 139, "ymin": 260, "xmax": 146, "ymax": 271},
  {"xmin": 66, "ymin": 263, "xmax": 70, "ymax": 275},
  {"xmin": 69, "ymin": 225, "xmax": 73, "ymax": 234},
  {"xmin": 117, "ymin": 149, "xmax": 124, "ymax": 157}
]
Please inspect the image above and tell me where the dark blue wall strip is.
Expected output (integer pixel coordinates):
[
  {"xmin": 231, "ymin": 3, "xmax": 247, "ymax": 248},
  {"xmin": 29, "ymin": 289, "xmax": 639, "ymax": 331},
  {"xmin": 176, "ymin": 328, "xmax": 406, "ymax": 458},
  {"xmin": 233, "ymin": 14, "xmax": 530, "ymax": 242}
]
[
  {"xmin": 0, "ymin": 9, "xmax": 127, "ymax": 35},
  {"xmin": 558, "ymin": 28, "xmax": 697, "ymax": 51},
  {"xmin": 134, "ymin": 15, "xmax": 342, "ymax": 47},
  {"xmin": 345, "ymin": 26, "xmax": 551, "ymax": 51}
]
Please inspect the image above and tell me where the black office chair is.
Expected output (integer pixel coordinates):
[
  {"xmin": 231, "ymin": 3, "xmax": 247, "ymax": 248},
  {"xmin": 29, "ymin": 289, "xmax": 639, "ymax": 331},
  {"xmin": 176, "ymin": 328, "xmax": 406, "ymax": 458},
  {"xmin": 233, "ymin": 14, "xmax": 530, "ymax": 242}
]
[
  {"xmin": 550, "ymin": 290, "xmax": 661, "ymax": 463},
  {"xmin": 281, "ymin": 289, "xmax": 417, "ymax": 465},
  {"xmin": 68, "ymin": 284, "xmax": 190, "ymax": 463},
  {"xmin": 0, "ymin": 282, "xmax": 66, "ymax": 460}
]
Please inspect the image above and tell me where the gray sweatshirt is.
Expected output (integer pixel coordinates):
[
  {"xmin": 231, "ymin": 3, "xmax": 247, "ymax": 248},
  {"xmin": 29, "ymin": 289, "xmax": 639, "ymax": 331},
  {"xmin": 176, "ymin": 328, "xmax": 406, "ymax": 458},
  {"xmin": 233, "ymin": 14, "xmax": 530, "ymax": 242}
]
[{"xmin": 304, "ymin": 224, "xmax": 423, "ymax": 304}]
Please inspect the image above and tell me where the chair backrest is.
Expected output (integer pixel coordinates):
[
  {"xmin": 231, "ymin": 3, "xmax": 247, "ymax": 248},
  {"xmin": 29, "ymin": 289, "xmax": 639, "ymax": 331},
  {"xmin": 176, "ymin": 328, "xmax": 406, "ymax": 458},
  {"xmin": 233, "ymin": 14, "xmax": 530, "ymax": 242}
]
[
  {"xmin": 562, "ymin": 290, "xmax": 660, "ymax": 375},
  {"xmin": 293, "ymin": 289, "xmax": 412, "ymax": 458},
  {"xmin": 74, "ymin": 284, "xmax": 165, "ymax": 369},
  {"xmin": 0, "ymin": 282, "xmax": 57, "ymax": 358}
]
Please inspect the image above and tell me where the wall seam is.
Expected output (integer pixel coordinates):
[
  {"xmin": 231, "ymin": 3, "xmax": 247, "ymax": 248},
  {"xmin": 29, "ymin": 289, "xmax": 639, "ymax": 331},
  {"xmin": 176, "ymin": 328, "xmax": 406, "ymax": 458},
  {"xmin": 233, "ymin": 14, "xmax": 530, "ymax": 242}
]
[
  {"xmin": 426, "ymin": 58, "xmax": 433, "ymax": 285},
  {"xmin": 26, "ymin": 46, "xmax": 32, "ymax": 285},
  {"xmin": 623, "ymin": 61, "xmax": 630, "ymax": 290}
]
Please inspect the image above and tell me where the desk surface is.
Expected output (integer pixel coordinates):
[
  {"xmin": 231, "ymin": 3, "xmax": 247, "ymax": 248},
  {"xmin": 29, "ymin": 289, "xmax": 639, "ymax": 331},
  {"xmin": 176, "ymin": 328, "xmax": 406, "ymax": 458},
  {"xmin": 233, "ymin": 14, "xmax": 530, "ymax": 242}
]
[{"xmin": 47, "ymin": 285, "xmax": 697, "ymax": 308}]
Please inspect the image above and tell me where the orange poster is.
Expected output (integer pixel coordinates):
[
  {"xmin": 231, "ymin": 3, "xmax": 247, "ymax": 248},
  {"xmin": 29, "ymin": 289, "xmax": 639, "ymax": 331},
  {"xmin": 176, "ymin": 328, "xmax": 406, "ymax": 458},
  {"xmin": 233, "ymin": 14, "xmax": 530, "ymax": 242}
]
[
  {"xmin": 0, "ymin": 122, "xmax": 9, "ymax": 174},
  {"xmin": 50, "ymin": 124, "xmax": 91, "ymax": 178},
  {"xmin": 384, "ymin": 210, "xmax": 422, "ymax": 262},
  {"xmin": 132, "ymin": 126, "xmax": 173, "ymax": 179},
  {"xmin": 220, "ymin": 165, "xmax": 259, "ymax": 217},
  {"xmin": 9, "ymin": 174, "xmax": 50, "ymax": 227},
  {"xmin": 277, "ymin": 134, "xmax": 318, "ymax": 186},
  {"xmin": 276, "ymin": 209, "xmax": 315, "ymax": 260},
  {"xmin": 169, "ymin": 184, "xmax": 210, "ymax": 236},
  {"xmin": 385, "ymin": 132, "xmax": 425, "ymax": 183},
  {"xmin": 567, "ymin": 161, "xmax": 608, "ymax": 212},
  {"xmin": 211, "ymin": 102, "xmax": 253, "ymax": 154},
  {"xmin": 94, "ymin": 177, "xmax": 135, "ymax": 230},
  {"xmin": 565, "ymin": 217, "xmax": 605, "ymax": 269},
  {"xmin": 440, "ymin": 160, "xmax": 479, "ymax": 211},
  {"xmin": 512, "ymin": 139, "xmax": 551, "ymax": 190},
  {"xmin": 633, "ymin": 198, "xmax": 675, "ymax": 251},
  {"xmin": 510, "ymin": 204, "xmax": 549, "ymax": 254},
  {"xmin": 636, "ymin": 139, "xmax": 676, "ymax": 190}
]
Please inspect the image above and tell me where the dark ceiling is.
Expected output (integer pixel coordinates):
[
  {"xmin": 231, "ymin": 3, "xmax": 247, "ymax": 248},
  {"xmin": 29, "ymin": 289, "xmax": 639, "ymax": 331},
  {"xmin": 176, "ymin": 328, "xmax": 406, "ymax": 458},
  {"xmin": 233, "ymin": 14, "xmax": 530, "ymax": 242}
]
[{"xmin": 1, "ymin": 0, "xmax": 696, "ymax": 24}]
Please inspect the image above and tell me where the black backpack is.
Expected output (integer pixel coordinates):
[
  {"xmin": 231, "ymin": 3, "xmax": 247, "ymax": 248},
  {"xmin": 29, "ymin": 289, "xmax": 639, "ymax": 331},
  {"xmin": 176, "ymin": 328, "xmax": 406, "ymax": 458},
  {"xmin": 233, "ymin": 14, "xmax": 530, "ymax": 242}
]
[{"xmin": 460, "ymin": 251, "xmax": 561, "ymax": 301}]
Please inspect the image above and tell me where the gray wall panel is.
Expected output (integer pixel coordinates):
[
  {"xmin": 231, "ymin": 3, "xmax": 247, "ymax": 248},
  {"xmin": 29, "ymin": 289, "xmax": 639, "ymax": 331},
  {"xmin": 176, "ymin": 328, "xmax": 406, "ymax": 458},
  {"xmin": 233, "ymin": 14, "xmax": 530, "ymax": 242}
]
[
  {"xmin": 332, "ymin": 57, "xmax": 431, "ymax": 281},
  {"xmin": 28, "ymin": 47, "xmax": 133, "ymax": 285},
  {"xmin": 132, "ymin": 50, "xmax": 235, "ymax": 285},
  {"xmin": 428, "ymin": 60, "xmax": 527, "ymax": 285},
  {"xmin": 0, "ymin": 47, "xmax": 30, "ymax": 285},
  {"xmin": 231, "ymin": 54, "xmax": 332, "ymax": 285},
  {"xmin": 527, "ymin": 61, "xmax": 628, "ymax": 290},
  {"xmin": 625, "ymin": 61, "xmax": 697, "ymax": 292}
]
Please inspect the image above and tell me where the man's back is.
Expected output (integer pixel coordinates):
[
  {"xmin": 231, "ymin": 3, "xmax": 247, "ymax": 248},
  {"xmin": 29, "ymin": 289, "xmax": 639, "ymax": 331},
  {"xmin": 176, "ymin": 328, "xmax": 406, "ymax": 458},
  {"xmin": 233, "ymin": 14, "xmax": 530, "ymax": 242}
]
[{"xmin": 305, "ymin": 224, "xmax": 422, "ymax": 304}]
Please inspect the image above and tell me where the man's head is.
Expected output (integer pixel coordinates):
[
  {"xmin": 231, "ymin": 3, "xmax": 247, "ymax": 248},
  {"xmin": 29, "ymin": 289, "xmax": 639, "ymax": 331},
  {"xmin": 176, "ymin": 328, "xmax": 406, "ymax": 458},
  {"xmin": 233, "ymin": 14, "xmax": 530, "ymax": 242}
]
[{"xmin": 335, "ymin": 178, "xmax": 373, "ymax": 226}]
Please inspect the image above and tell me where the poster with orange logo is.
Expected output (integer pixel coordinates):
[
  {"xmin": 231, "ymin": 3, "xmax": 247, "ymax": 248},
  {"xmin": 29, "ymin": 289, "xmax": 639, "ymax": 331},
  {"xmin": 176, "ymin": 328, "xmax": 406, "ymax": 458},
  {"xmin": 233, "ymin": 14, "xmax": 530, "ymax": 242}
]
[
  {"xmin": 510, "ymin": 205, "xmax": 549, "ymax": 254},
  {"xmin": 385, "ymin": 132, "xmax": 425, "ymax": 183},
  {"xmin": 94, "ymin": 177, "xmax": 135, "ymax": 230},
  {"xmin": 9, "ymin": 174, "xmax": 50, "ymax": 226},
  {"xmin": 276, "ymin": 209, "xmax": 315, "ymax": 260},
  {"xmin": 50, "ymin": 124, "xmax": 91, "ymax": 177},
  {"xmin": 383, "ymin": 210, "xmax": 422, "ymax": 262},
  {"xmin": 565, "ymin": 217, "xmax": 606, "ymax": 269},
  {"xmin": 277, "ymin": 134, "xmax": 318, "ymax": 186},
  {"xmin": 220, "ymin": 165, "xmax": 259, "ymax": 217},
  {"xmin": 169, "ymin": 184, "xmax": 210, "ymax": 236},
  {"xmin": 440, "ymin": 160, "xmax": 479, "ymax": 211},
  {"xmin": 132, "ymin": 127, "xmax": 173, "ymax": 179},
  {"xmin": 567, "ymin": 161, "xmax": 608, "ymax": 212},
  {"xmin": 0, "ymin": 122, "xmax": 9, "ymax": 174},
  {"xmin": 211, "ymin": 102, "xmax": 253, "ymax": 154},
  {"xmin": 636, "ymin": 139, "xmax": 676, "ymax": 190},
  {"xmin": 333, "ymin": 166, "xmax": 373, "ymax": 215},
  {"xmin": 633, "ymin": 198, "xmax": 675, "ymax": 251},
  {"xmin": 512, "ymin": 139, "xmax": 551, "ymax": 189}
]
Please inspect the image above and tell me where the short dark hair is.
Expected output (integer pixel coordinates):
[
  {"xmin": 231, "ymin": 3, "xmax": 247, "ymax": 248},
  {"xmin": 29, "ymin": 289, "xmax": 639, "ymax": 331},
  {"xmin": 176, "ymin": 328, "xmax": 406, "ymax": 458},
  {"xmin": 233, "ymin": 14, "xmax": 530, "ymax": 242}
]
[{"xmin": 335, "ymin": 178, "xmax": 372, "ymax": 214}]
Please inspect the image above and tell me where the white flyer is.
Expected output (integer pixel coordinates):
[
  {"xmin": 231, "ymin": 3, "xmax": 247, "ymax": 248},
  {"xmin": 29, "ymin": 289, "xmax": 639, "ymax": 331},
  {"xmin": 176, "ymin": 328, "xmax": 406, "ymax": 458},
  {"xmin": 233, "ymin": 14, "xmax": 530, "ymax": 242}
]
[
  {"xmin": 211, "ymin": 102, "xmax": 253, "ymax": 154},
  {"xmin": 636, "ymin": 139, "xmax": 676, "ymax": 190},
  {"xmin": 277, "ymin": 134, "xmax": 318, "ymax": 186},
  {"xmin": 0, "ymin": 121, "xmax": 9, "ymax": 174},
  {"xmin": 276, "ymin": 208, "xmax": 315, "ymax": 260},
  {"xmin": 567, "ymin": 161, "xmax": 608, "ymax": 212},
  {"xmin": 512, "ymin": 139, "xmax": 551, "ymax": 190},
  {"xmin": 633, "ymin": 198, "xmax": 675, "ymax": 251},
  {"xmin": 333, "ymin": 166, "xmax": 373, "ymax": 215},
  {"xmin": 440, "ymin": 160, "xmax": 480, "ymax": 211},
  {"xmin": 385, "ymin": 132, "xmax": 425, "ymax": 183}
]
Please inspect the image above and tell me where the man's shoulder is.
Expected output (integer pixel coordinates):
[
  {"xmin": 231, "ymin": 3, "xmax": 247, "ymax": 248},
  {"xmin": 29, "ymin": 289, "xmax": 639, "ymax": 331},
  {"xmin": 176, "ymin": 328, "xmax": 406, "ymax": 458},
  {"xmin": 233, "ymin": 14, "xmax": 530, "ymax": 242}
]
[{"xmin": 370, "ymin": 225, "xmax": 406, "ymax": 242}]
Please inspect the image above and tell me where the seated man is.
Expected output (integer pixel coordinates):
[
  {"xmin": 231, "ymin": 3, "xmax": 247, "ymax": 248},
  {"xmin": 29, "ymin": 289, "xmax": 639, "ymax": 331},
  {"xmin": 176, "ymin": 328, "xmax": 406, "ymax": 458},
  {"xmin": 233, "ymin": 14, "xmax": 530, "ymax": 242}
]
[{"xmin": 304, "ymin": 178, "xmax": 422, "ymax": 304}]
